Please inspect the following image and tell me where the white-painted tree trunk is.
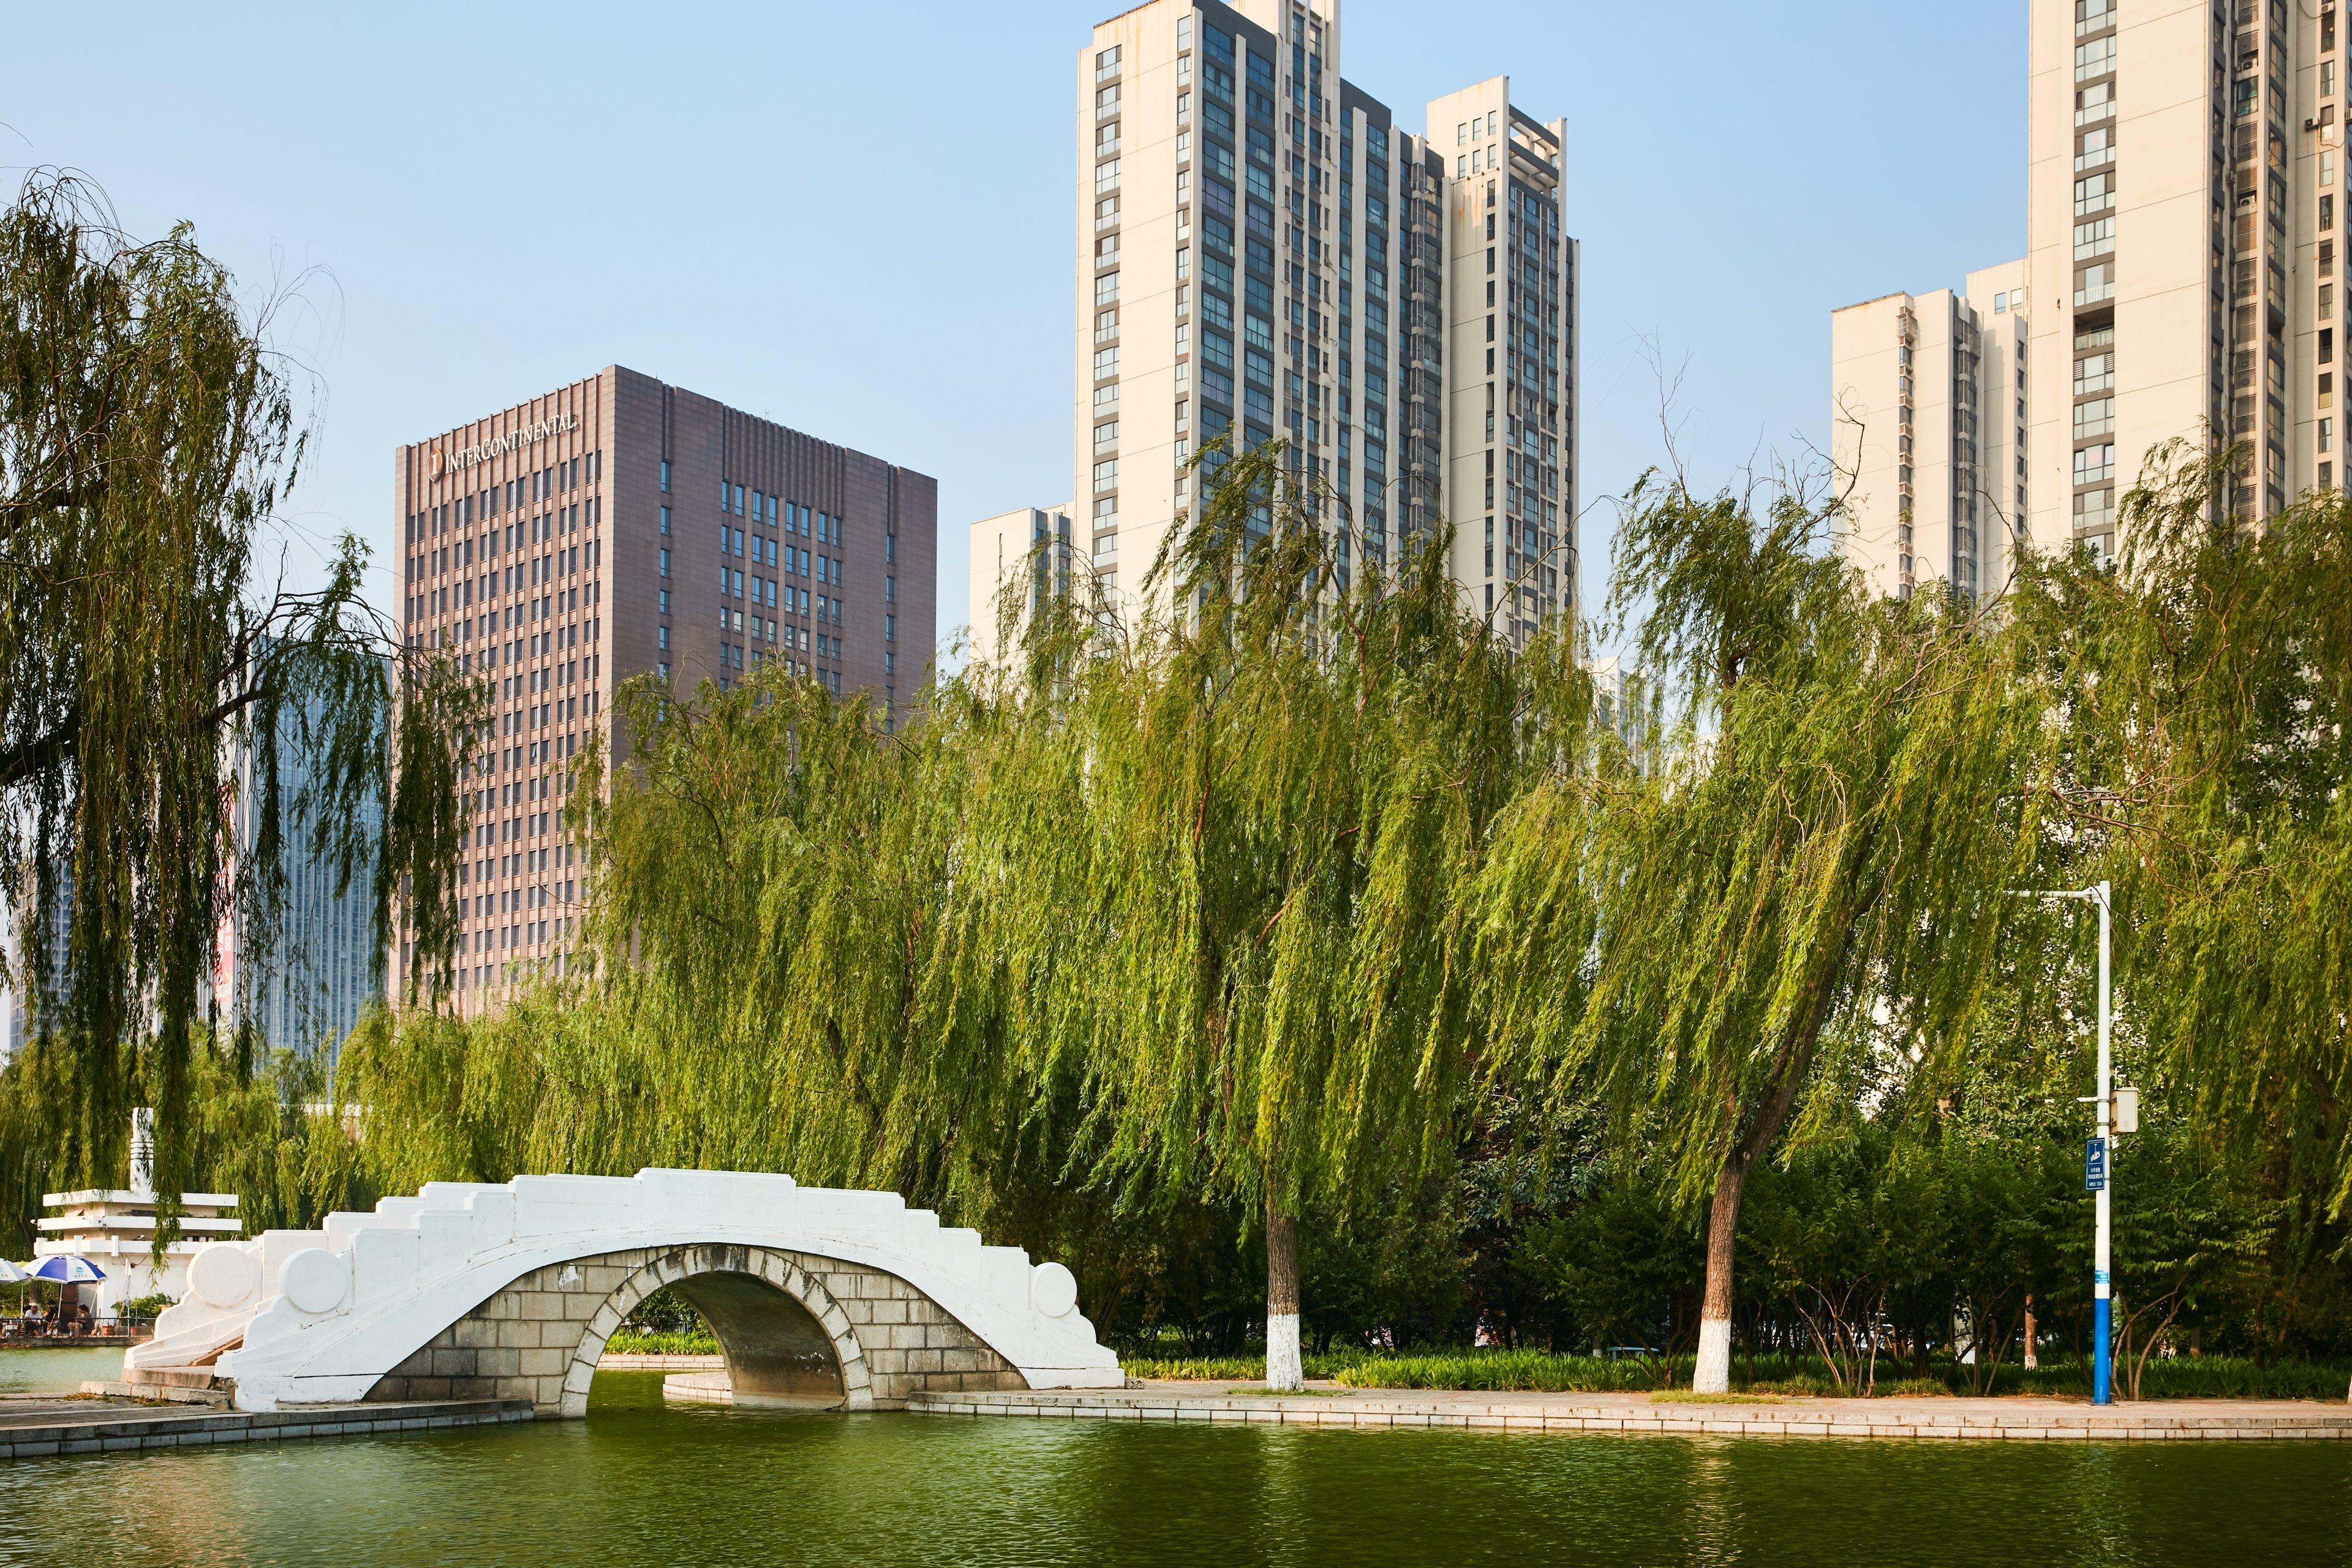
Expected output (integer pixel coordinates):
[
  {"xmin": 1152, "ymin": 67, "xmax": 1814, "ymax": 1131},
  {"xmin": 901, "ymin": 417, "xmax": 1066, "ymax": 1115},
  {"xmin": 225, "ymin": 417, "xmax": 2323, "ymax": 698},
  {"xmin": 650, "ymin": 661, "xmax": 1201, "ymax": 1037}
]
[
  {"xmin": 1267, "ymin": 1312, "xmax": 1303, "ymax": 1393},
  {"xmin": 1694, "ymin": 1316, "xmax": 1733, "ymax": 1395},
  {"xmin": 1265, "ymin": 1188, "xmax": 1303, "ymax": 1392}
]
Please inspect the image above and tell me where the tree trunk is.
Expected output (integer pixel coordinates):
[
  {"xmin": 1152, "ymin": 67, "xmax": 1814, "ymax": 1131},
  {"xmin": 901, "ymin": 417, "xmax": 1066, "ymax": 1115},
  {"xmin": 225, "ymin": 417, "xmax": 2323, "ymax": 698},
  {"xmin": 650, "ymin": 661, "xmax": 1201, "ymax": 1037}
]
[
  {"xmin": 1265, "ymin": 1188, "xmax": 1303, "ymax": 1392},
  {"xmin": 2023, "ymin": 1297, "xmax": 2037, "ymax": 1371},
  {"xmin": 1694, "ymin": 1164, "xmax": 1745, "ymax": 1393}
]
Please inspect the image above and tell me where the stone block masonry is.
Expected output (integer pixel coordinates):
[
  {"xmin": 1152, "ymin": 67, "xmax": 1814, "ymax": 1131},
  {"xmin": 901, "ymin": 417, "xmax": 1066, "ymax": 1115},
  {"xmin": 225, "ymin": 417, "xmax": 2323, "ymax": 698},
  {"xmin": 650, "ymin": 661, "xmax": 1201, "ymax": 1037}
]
[{"xmin": 366, "ymin": 1243, "xmax": 1027, "ymax": 1415}]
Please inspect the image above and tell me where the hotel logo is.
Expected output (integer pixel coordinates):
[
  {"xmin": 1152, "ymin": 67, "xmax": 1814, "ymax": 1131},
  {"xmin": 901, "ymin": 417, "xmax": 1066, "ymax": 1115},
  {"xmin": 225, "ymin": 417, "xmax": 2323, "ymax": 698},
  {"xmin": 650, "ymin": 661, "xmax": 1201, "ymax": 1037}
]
[{"xmin": 429, "ymin": 410, "xmax": 580, "ymax": 477}]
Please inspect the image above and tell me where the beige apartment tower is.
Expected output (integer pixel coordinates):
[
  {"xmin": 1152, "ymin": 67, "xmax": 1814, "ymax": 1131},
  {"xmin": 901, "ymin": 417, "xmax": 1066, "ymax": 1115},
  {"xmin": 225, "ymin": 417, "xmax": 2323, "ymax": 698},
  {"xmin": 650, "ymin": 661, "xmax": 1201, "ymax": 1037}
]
[
  {"xmin": 967, "ymin": 504, "xmax": 1074, "ymax": 669},
  {"xmin": 1022, "ymin": 0, "xmax": 1578, "ymax": 653},
  {"xmin": 396, "ymin": 367, "xmax": 937, "ymax": 1012},
  {"xmin": 1838, "ymin": 0, "xmax": 2348, "ymax": 597},
  {"xmin": 1831, "ymin": 261, "xmax": 2029, "ymax": 599}
]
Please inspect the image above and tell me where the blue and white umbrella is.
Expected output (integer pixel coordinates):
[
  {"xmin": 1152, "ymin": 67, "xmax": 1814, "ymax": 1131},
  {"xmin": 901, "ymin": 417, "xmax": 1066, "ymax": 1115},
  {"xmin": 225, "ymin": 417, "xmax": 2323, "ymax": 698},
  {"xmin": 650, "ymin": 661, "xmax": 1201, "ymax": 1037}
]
[
  {"xmin": 22, "ymin": 1256, "xmax": 105, "ymax": 1284},
  {"xmin": 0, "ymin": 1259, "xmax": 24, "ymax": 1285}
]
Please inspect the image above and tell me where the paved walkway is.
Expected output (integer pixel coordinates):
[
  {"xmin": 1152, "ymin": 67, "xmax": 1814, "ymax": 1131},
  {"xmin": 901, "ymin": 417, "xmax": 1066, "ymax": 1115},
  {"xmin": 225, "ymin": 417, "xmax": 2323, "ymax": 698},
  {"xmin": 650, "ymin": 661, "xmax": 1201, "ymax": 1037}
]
[{"xmin": 906, "ymin": 1380, "xmax": 2352, "ymax": 1441}]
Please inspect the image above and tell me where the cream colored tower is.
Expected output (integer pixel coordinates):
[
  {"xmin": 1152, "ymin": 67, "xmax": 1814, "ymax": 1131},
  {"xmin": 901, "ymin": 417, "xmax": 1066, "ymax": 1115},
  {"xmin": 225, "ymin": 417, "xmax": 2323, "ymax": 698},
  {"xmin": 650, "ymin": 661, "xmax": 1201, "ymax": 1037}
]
[
  {"xmin": 1430, "ymin": 80, "xmax": 1578, "ymax": 638},
  {"xmin": 967, "ymin": 505, "xmax": 1073, "ymax": 669},
  {"xmin": 1072, "ymin": 0, "xmax": 1578, "ymax": 647},
  {"xmin": 1841, "ymin": 0, "xmax": 2345, "ymax": 590}
]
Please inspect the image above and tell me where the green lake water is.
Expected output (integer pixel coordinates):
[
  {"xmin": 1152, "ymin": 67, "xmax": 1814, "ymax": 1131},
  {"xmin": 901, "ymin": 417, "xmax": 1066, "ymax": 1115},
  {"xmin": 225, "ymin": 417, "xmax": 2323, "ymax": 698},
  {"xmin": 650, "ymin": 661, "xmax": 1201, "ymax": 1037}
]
[{"xmin": 0, "ymin": 1362, "xmax": 2344, "ymax": 1566}]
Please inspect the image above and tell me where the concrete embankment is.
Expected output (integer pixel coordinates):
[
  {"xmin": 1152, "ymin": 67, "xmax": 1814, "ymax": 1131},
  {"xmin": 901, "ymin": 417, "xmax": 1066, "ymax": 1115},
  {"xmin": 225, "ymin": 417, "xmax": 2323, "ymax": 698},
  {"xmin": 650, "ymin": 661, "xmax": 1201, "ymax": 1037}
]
[
  {"xmin": 0, "ymin": 1396, "xmax": 533, "ymax": 1460},
  {"xmin": 907, "ymin": 1381, "xmax": 2352, "ymax": 1441}
]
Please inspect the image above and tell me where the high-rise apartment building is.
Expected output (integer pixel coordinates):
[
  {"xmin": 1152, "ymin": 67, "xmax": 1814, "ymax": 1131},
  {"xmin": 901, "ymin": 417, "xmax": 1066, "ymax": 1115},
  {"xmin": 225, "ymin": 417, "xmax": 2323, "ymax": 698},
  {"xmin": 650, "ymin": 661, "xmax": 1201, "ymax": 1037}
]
[
  {"xmin": 1069, "ymin": 0, "xmax": 1578, "ymax": 646},
  {"xmin": 396, "ymin": 366, "xmax": 937, "ymax": 1012},
  {"xmin": 1831, "ymin": 261, "xmax": 2030, "ymax": 599},
  {"xmin": 967, "ymin": 505, "xmax": 1075, "ymax": 671},
  {"xmin": 1835, "ymin": 0, "xmax": 2348, "ymax": 597}
]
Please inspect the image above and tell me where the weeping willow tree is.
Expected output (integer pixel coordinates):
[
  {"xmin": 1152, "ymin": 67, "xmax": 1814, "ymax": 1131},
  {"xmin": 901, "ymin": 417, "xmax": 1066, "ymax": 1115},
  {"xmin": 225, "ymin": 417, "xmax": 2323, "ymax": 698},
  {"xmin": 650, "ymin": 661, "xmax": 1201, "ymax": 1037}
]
[
  {"xmin": 0, "ymin": 170, "xmax": 475, "ymax": 1213},
  {"xmin": 2051, "ymin": 450, "xmax": 2352, "ymax": 1223},
  {"xmin": 338, "ymin": 650, "xmax": 1017, "ymax": 1204},
  {"xmin": 1472, "ymin": 472, "xmax": 2075, "ymax": 1391},
  {"xmin": 946, "ymin": 441, "xmax": 1555, "ymax": 1388}
]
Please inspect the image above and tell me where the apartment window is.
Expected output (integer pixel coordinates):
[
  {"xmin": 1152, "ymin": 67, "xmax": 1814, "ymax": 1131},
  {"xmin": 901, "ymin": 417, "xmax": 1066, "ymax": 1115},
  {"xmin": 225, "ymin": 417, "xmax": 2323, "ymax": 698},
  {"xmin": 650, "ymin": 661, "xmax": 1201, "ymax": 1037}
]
[
  {"xmin": 1096, "ymin": 121, "xmax": 1120, "ymax": 155},
  {"xmin": 659, "ymin": 548, "xmax": 671, "ymax": 578},
  {"xmin": 2076, "ymin": 81, "xmax": 2114, "ymax": 125},
  {"xmin": 2073, "ymin": 172, "xmax": 2113, "ymax": 216},
  {"xmin": 2073, "ymin": 398, "xmax": 2115, "ymax": 439},
  {"xmin": 2073, "ymin": 216, "xmax": 2115, "ymax": 260},
  {"xmin": 2075, "ymin": 126, "xmax": 2114, "ymax": 171},
  {"xmin": 1092, "ymin": 460, "xmax": 1118, "ymax": 494},
  {"xmin": 2075, "ymin": 262, "xmax": 2114, "ymax": 306},
  {"xmin": 1094, "ymin": 346, "xmax": 1119, "ymax": 379},
  {"xmin": 1095, "ymin": 157, "xmax": 1121, "ymax": 195},
  {"xmin": 1096, "ymin": 44, "xmax": 1120, "ymax": 80},
  {"xmin": 1096, "ymin": 83, "xmax": 1120, "ymax": 116},
  {"xmin": 2075, "ymin": 350, "xmax": 2114, "ymax": 394},
  {"xmin": 2323, "ymin": 418, "xmax": 2336, "ymax": 455},
  {"xmin": 2074, "ymin": 443, "xmax": 2115, "ymax": 486},
  {"xmin": 2074, "ymin": 36, "xmax": 2114, "ymax": 81},
  {"xmin": 659, "ymin": 505, "xmax": 671, "ymax": 535},
  {"xmin": 1096, "ymin": 271, "xmax": 1120, "ymax": 306},
  {"xmin": 659, "ymin": 459, "xmax": 671, "ymax": 492},
  {"xmin": 1094, "ymin": 420, "xmax": 1118, "ymax": 453},
  {"xmin": 1095, "ymin": 195, "xmax": 1120, "ymax": 232},
  {"xmin": 2073, "ymin": 488, "xmax": 2115, "ymax": 532}
]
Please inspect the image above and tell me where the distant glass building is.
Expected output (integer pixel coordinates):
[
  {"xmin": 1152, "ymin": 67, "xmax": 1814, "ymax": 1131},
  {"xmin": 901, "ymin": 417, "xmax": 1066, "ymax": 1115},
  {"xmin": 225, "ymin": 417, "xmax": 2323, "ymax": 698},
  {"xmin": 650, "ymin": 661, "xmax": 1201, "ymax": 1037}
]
[{"xmin": 222, "ymin": 678, "xmax": 387, "ymax": 1064}]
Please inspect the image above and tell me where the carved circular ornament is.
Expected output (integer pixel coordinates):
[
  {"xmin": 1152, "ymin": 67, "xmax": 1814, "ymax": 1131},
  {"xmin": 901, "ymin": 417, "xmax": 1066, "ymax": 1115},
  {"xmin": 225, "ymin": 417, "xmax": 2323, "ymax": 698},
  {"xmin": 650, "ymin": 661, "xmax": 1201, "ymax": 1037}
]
[
  {"xmin": 279, "ymin": 1248, "xmax": 349, "ymax": 1316},
  {"xmin": 187, "ymin": 1244, "xmax": 261, "ymax": 1309},
  {"xmin": 1030, "ymin": 1261, "xmax": 1079, "ymax": 1319}
]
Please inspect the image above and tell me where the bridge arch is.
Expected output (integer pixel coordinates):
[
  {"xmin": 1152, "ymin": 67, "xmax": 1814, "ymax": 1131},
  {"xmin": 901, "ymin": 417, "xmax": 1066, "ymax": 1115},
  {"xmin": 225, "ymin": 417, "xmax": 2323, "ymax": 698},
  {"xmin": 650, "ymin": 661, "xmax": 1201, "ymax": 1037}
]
[
  {"xmin": 363, "ymin": 1241, "xmax": 1030, "ymax": 1415},
  {"xmin": 565, "ymin": 1245, "xmax": 871, "ymax": 1416}
]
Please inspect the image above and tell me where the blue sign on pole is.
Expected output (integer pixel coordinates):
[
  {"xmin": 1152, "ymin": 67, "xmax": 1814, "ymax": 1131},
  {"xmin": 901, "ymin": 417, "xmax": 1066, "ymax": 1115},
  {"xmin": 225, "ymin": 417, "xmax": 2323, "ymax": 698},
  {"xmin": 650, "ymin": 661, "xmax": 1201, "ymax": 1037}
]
[{"xmin": 2086, "ymin": 1136, "xmax": 2108, "ymax": 1192}]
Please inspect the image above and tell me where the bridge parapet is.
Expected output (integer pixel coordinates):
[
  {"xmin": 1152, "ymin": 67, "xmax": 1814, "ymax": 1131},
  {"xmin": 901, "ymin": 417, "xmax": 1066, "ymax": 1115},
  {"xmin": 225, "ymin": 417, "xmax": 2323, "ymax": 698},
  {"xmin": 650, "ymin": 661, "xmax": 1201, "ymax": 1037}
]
[{"xmin": 129, "ymin": 1169, "xmax": 1121, "ymax": 1413}]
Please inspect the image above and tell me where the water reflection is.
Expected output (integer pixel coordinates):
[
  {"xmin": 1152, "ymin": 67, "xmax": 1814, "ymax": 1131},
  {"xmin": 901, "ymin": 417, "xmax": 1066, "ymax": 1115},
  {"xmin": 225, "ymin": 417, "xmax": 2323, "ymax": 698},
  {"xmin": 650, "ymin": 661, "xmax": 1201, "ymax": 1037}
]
[{"xmin": 0, "ymin": 1371, "xmax": 2337, "ymax": 1567}]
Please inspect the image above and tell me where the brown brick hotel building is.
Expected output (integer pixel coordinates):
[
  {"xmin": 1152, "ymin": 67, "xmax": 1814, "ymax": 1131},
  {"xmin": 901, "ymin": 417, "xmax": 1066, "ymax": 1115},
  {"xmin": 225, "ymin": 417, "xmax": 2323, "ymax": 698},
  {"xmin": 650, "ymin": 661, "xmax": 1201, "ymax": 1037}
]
[{"xmin": 396, "ymin": 365, "xmax": 937, "ymax": 1009}]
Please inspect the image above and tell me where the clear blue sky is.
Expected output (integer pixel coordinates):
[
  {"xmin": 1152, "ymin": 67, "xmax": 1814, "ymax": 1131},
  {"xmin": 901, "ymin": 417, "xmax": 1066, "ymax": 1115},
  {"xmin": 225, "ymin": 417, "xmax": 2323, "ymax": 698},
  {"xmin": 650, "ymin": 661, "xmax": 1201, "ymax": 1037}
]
[{"xmin": 1, "ymin": 1, "xmax": 2023, "ymax": 665}]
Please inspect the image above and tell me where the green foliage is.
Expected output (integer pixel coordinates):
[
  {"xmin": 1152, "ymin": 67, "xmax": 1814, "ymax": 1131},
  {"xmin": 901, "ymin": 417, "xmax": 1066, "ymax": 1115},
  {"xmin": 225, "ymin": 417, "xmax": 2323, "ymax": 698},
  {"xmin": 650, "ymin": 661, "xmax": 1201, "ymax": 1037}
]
[
  {"xmin": 0, "ymin": 171, "xmax": 475, "ymax": 1205},
  {"xmin": 603, "ymin": 1329, "xmax": 719, "ymax": 1357}
]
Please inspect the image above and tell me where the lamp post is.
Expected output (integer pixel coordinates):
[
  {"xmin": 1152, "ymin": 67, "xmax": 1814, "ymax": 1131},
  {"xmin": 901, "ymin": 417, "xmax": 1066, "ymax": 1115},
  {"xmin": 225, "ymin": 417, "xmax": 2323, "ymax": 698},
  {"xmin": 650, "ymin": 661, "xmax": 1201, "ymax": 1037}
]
[
  {"xmin": 2090, "ymin": 880, "xmax": 2113, "ymax": 1408},
  {"xmin": 2013, "ymin": 880, "xmax": 2115, "ymax": 1406}
]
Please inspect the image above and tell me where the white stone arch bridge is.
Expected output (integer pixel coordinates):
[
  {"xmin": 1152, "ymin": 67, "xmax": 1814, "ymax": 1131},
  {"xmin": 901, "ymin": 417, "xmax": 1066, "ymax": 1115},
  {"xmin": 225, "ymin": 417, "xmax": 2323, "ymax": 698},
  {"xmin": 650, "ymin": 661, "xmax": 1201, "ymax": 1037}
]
[{"xmin": 127, "ymin": 1170, "xmax": 1122, "ymax": 1414}]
